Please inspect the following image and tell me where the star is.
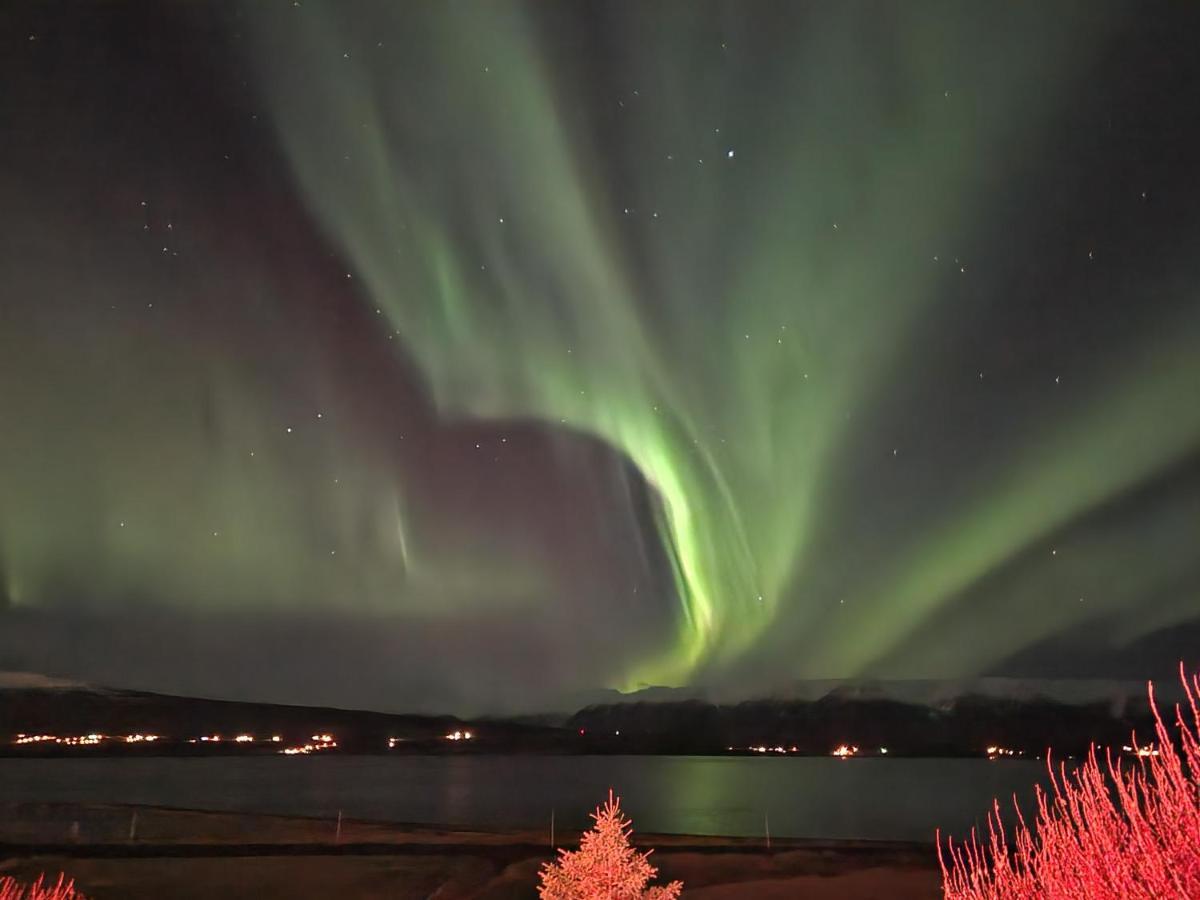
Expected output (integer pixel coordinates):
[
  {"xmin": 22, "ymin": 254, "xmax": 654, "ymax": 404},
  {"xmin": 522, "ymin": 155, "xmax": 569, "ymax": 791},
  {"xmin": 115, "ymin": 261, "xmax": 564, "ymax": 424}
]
[{"xmin": 9, "ymin": 0, "xmax": 1197, "ymax": 717}]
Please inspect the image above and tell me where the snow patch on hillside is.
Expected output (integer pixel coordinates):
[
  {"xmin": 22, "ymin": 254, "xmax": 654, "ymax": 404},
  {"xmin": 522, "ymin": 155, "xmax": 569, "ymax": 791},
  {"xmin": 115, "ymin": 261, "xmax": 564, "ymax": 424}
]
[{"xmin": 0, "ymin": 671, "xmax": 95, "ymax": 690}]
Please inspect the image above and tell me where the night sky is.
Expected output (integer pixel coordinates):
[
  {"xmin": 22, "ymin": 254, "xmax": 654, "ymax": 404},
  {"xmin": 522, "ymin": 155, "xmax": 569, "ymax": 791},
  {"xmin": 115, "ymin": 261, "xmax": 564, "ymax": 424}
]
[{"xmin": 1, "ymin": 1, "xmax": 1198, "ymax": 714}]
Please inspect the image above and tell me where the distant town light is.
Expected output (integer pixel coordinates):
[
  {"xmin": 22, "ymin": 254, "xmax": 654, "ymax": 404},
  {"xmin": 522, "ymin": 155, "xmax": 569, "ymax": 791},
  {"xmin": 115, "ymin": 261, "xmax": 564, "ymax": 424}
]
[
  {"xmin": 1123, "ymin": 743, "xmax": 1159, "ymax": 758},
  {"xmin": 279, "ymin": 733, "xmax": 336, "ymax": 756},
  {"xmin": 986, "ymin": 745, "xmax": 1022, "ymax": 760},
  {"xmin": 14, "ymin": 734, "xmax": 57, "ymax": 745}
]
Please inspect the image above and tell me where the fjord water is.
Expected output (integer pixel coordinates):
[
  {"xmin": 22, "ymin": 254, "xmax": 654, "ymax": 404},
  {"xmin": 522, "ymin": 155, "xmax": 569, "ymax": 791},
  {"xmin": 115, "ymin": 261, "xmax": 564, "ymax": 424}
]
[{"xmin": 0, "ymin": 755, "xmax": 1052, "ymax": 841}]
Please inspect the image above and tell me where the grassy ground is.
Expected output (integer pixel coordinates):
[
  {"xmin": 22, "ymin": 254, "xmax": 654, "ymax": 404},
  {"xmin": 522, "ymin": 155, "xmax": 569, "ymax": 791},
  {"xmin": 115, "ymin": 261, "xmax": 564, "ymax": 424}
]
[{"xmin": 0, "ymin": 803, "xmax": 941, "ymax": 899}]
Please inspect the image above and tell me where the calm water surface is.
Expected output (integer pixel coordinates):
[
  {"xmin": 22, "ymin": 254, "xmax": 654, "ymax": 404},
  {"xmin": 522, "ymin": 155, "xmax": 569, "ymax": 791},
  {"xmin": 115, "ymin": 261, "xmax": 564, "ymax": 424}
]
[{"xmin": 0, "ymin": 755, "xmax": 1054, "ymax": 841}]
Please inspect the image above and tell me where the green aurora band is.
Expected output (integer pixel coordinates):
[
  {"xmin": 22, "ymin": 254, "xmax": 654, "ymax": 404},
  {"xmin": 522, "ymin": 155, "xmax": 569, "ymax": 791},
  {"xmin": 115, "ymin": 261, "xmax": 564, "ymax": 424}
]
[
  {"xmin": 2, "ymin": 2, "xmax": 1198, "ymax": 709},
  {"xmin": 248, "ymin": 2, "xmax": 1199, "ymax": 689}
]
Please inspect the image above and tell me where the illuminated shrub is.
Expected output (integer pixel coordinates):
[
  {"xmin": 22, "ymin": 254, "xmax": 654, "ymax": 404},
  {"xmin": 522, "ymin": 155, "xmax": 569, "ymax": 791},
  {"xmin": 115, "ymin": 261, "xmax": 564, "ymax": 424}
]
[
  {"xmin": 539, "ymin": 790, "xmax": 683, "ymax": 899},
  {"xmin": 0, "ymin": 875, "xmax": 86, "ymax": 900},
  {"xmin": 939, "ymin": 664, "xmax": 1200, "ymax": 899}
]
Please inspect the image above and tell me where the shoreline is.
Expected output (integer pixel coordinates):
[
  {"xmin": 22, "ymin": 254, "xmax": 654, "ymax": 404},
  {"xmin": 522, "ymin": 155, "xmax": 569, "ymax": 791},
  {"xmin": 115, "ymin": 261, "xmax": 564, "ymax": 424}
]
[{"xmin": 1, "ymin": 803, "xmax": 941, "ymax": 898}]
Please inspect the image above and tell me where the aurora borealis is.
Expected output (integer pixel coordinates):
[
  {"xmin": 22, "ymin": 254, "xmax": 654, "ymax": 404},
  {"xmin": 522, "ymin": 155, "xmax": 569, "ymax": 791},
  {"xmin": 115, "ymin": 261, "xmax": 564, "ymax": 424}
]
[{"xmin": 1, "ymin": 1, "xmax": 1198, "ymax": 713}]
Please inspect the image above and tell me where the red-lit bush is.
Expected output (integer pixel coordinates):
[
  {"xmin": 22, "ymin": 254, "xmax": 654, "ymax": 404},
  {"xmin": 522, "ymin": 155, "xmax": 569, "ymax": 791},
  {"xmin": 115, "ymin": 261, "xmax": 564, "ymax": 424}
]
[
  {"xmin": 939, "ymin": 664, "xmax": 1200, "ymax": 899},
  {"xmin": 0, "ymin": 875, "xmax": 86, "ymax": 900},
  {"xmin": 539, "ymin": 790, "xmax": 683, "ymax": 899}
]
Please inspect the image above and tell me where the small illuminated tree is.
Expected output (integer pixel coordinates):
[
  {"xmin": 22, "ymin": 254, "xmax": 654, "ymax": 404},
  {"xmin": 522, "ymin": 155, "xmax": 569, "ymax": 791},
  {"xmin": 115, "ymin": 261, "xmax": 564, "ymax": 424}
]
[
  {"xmin": 939, "ymin": 663, "xmax": 1200, "ymax": 899},
  {"xmin": 0, "ymin": 875, "xmax": 86, "ymax": 900},
  {"xmin": 539, "ymin": 790, "xmax": 683, "ymax": 900}
]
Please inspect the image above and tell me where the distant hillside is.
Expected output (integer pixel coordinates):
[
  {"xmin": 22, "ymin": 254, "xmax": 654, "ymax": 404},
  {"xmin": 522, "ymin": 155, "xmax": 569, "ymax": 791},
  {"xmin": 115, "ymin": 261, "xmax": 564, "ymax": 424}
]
[
  {"xmin": 1, "ymin": 671, "xmax": 1180, "ymax": 758},
  {"xmin": 571, "ymin": 676, "xmax": 1177, "ymax": 714},
  {"xmin": 0, "ymin": 673, "xmax": 558, "ymax": 755},
  {"xmin": 566, "ymin": 692, "xmax": 1162, "ymax": 757}
]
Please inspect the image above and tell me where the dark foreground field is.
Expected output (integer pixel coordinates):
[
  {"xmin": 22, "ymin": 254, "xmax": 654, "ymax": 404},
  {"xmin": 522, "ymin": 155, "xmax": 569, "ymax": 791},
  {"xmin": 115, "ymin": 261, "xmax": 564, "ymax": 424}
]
[{"xmin": 0, "ymin": 804, "xmax": 940, "ymax": 899}]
